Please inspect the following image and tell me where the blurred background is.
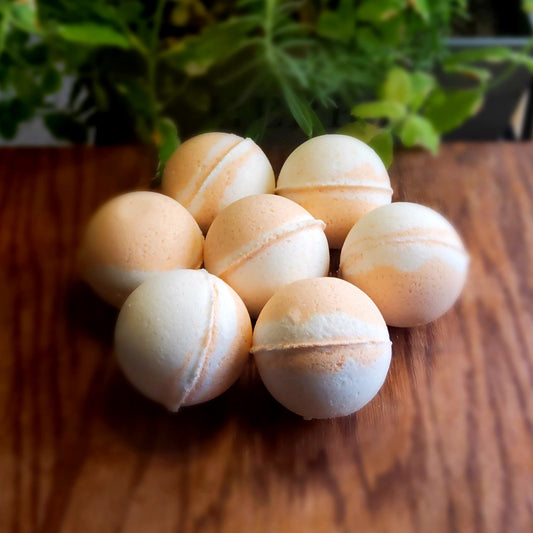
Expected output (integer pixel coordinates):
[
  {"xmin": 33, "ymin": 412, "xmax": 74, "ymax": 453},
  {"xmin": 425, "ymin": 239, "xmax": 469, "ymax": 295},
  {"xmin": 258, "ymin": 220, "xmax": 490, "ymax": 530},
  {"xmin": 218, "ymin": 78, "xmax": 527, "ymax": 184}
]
[{"xmin": 1, "ymin": 0, "xmax": 533, "ymax": 167}]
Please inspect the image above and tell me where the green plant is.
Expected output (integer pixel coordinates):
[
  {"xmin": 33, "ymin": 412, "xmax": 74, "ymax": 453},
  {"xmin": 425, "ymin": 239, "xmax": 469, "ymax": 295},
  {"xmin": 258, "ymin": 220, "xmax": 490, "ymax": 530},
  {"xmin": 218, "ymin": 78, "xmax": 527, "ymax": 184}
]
[{"xmin": 1, "ymin": 0, "xmax": 532, "ymax": 171}]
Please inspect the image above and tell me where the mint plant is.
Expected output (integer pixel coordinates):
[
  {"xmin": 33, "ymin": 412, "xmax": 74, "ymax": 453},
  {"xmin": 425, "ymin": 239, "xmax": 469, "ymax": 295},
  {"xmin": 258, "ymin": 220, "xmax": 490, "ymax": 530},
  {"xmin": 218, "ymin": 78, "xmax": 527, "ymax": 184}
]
[{"xmin": 1, "ymin": 0, "xmax": 532, "ymax": 171}]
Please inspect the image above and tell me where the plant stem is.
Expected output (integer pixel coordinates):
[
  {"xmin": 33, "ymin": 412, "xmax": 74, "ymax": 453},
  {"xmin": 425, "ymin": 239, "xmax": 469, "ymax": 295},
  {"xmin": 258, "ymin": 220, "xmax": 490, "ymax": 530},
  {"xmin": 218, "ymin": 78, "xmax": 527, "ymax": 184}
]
[
  {"xmin": 148, "ymin": 0, "xmax": 166, "ymax": 89},
  {"xmin": 263, "ymin": 0, "xmax": 284, "ymax": 85},
  {"xmin": 151, "ymin": 0, "xmax": 166, "ymax": 55},
  {"xmin": 264, "ymin": 0, "xmax": 276, "ymax": 61},
  {"xmin": 486, "ymin": 40, "xmax": 533, "ymax": 92},
  {"xmin": 128, "ymin": 32, "xmax": 150, "ymax": 58},
  {"xmin": 142, "ymin": 0, "xmax": 167, "ymax": 138}
]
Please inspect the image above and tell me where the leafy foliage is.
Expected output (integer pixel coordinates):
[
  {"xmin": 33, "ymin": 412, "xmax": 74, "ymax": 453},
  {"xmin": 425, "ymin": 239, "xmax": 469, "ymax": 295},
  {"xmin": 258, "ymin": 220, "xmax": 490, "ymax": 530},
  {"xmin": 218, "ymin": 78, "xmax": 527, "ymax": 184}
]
[
  {"xmin": 0, "ymin": 0, "xmax": 532, "ymax": 169},
  {"xmin": 346, "ymin": 30, "xmax": 533, "ymax": 156}
]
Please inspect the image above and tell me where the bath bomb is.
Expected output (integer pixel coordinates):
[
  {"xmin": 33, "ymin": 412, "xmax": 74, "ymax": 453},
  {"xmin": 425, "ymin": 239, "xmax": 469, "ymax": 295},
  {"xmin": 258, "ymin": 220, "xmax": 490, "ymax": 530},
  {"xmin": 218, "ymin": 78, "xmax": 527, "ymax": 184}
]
[
  {"xmin": 162, "ymin": 132, "xmax": 275, "ymax": 232},
  {"xmin": 115, "ymin": 269, "xmax": 252, "ymax": 411},
  {"xmin": 204, "ymin": 194, "xmax": 330, "ymax": 318},
  {"xmin": 79, "ymin": 191, "xmax": 203, "ymax": 307},
  {"xmin": 252, "ymin": 277, "xmax": 392, "ymax": 419},
  {"xmin": 340, "ymin": 202, "xmax": 469, "ymax": 327},
  {"xmin": 276, "ymin": 134, "xmax": 393, "ymax": 248}
]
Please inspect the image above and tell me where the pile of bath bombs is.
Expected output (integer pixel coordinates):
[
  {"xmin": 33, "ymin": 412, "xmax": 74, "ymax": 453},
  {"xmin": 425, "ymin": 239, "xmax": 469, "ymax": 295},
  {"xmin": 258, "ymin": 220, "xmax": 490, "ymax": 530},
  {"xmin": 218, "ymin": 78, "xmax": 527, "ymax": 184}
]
[{"xmin": 79, "ymin": 132, "xmax": 469, "ymax": 420}]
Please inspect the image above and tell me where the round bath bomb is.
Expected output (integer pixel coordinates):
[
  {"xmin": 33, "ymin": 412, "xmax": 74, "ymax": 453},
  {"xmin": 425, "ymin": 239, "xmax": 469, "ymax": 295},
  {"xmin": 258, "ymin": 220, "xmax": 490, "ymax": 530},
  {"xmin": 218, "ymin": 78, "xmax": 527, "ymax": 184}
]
[
  {"xmin": 340, "ymin": 202, "xmax": 469, "ymax": 327},
  {"xmin": 252, "ymin": 277, "xmax": 392, "ymax": 419},
  {"xmin": 162, "ymin": 132, "xmax": 275, "ymax": 232},
  {"xmin": 276, "ymin": 134, "xmax": 393, "ymax": 248},
  {"xmin": 115, "ymin": 269, "xmax": 252, "ymax": 411},
  {"xmin": 78, "ymin": 191, "xmax": 203, "ymax": 307},
  {"xmin": 204, "ymin": 194, "xmax": 330, "ymax": 318}
]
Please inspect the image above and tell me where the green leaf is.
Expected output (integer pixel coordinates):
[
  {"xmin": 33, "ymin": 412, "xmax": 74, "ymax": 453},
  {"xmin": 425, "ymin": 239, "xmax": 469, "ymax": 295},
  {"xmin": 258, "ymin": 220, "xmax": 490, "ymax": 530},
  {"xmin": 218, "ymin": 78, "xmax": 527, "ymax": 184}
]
[
  {"xmin": 115, "ymin": 79, "xmax": 154, "ymax": 142},
  {"xmin": 511, "ymin": 52, "xmax": 533, "ymax": 71},
  {"xmin": 153, "ymin": 118, "xmax": 180, "ymax": 186},
  {"xmin": 276, "ymin": 49, "xmax": 309, "ymax": 88},
  {"xmin": 377, "ymin": 16, "xmax": 406, "ymax": 46},
  {"xmin": 0, "ymin": 101, "xmax": 18, "ymax": 139},
  {"xmin": 316, "ymin": 12, "xmax": 352, "ymax": 42},
  {"xmin": 381, "ymin": 66, "xmax": 411, "ymax": 105},
  {"xmin": 308, "ymin": 105, "xmax": 326, "ymax": 136},
  {"xmin": 92, "ymin": 81, "xmax": 109, "ymax": 111},
  {"xmin": 11, "ymin": 68, "xmax": 41, "ymax": 104},
  {"xmin": 272, "ymin": 20, "xmax": 309, "ymax": 39},
  {"xmin": 355, "ymin": 27, "xmax": 382, "ymax": 51},
  {"xmin": 444, "ymin": 47, "xmax": 514, "ymax": 68},
  {"xmin": 0, "ymin": 60, "xmax": 9, "ymax": 88},
  {"xmin": 11, "ymin": 3, "xmax": 40, "ymax": 33},
  {"xmin": 352, "ymin": 100, "xmax": 407, "ymax": 121},
  {"xmin": 399, "ymin": 115, "xmax": 439, "ymax": 154},
  {"xmin": 279, "ymin": 80, "xmax": 325, "ymax": 138},
  {"xmin": 161, "ymin": 18, "xmax": 257, "ymax": 75},
  {"xmin": 11, "ymin": 98, "xmax": 32, "ymax": 122},
  {"xmin": 42, "ymin": 68, "xmax": 62, "ymax": 94},
  {"xmin": 44, "ymin": 112, "xmax": 87, "ymax": 142},
  {"xmin": 0, "ymin": 99, "xmax": 32, "ymax": 139},
  {"xmin": 115, "ymin": 79, "xmax": 153, "ymax": 119},
  {"xmin": 444, "ymin": 63, "xmax": 491, "ymax": 82},
  {"xmin": 368, "ymin": 130, "xmax": 393, "ymax": 168},
  {"xmin": 245, "ymin": 113, "xmax": 270, "ymax": 142},
  {"xmin": 424, "ymin": 88, "xmax": 483, "ymax": 134},
  {"xmin": 409, "ymin": 0, "xmax": 430, "ymax": 21},
  {"xmin": 337, "ymin": 120, "xmax": 380, "ymax": 143},
  {"xmin": 317, "ymin": 0, "xmax": 357, "ymax": 43},
  {"xmin": 279, "ymin": 82, "xmax": 310, "ymax": 137},
  {"xmin": 155, "ymin": 118, "xmax": 180, "ymax": 165},
  {"xmin": 522, "ymin": 0, "xmax": 533, "ymax": 12},
  {"xmin": 356, "ymin": 0, "xmax": 406, "ymax": 22},
  {"xmin": 409, "ymin": 71, "xmax": 435, "ymax": 111},
  {"xmin": 56, "ymin": 24, "xmax": 131, "ymax": 49}
]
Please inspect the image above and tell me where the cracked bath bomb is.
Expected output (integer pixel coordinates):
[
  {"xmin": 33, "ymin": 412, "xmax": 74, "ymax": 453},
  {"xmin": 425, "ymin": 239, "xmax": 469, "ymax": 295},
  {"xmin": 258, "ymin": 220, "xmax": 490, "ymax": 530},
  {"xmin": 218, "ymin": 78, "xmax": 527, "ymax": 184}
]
[
  {"xmin": 340, "ymin": 202, "xmax": 469, "ymax": 327},
  {"xmin": 276, "ymin": 134, "xmax": 393, "ymax": 248},
  {"xmin": 252, "ymin": 277, "xmax": 392, "ymax": 419},
  {"xmin": 115, "ymin": 269, "xmax": 252, "ymax": 411},
  {"xmin": 78, "ymin": 191, "xmax": 203, "ymax": 307},
  {"xmin": 162, "ymin": 132, "xmax": 275, "ymax": 232},
  {"xmin": 204, "ymin": 194, "xmax": 330, "ymax": 318}
]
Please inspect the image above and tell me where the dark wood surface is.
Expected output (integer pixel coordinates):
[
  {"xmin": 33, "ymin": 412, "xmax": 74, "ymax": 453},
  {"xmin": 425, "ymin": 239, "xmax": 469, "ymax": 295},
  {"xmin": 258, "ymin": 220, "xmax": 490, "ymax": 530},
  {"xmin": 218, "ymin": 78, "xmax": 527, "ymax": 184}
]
[{"xmin": 1, "ymin": 143, "xmax": 533, "ymax": 533}]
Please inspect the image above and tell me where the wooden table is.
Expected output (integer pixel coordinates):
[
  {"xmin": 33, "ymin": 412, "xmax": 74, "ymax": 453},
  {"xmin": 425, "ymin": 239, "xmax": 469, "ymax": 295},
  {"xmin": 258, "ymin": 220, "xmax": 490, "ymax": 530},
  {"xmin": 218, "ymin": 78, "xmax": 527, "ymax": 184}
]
[{"xmin": 1, "ymin": 143, "xmax": 532, "ymax": 533}]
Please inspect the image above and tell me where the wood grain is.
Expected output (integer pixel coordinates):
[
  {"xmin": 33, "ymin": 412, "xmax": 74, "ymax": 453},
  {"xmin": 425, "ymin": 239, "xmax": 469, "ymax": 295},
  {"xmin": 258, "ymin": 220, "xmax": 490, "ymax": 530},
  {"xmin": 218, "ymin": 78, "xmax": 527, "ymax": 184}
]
[{"xmin": 1, "ymin": 143, "xmax": 533, "ymax": 533}]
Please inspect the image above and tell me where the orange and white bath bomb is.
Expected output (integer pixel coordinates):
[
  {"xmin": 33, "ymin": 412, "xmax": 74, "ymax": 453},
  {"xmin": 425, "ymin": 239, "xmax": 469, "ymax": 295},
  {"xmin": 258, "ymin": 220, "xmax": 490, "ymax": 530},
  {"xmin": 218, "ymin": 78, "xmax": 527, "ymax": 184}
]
[
  {"xmin": 115, "ymin": 269, "xmax": 252, "ymax": 411},
  {"xmin": 79, "ymin": 191, "xmax": 203, "ymax": 307},
  {"xmin": 276, "ymin": 134, "xmax": 393, "ymax": 248},
  {"xmin": 252, "ymin": 277, "xmax": 392, "ymax": 419},
  {"xmin": 204, "ymin": 194, "xmax": 330, "ymax": 318},
  {"xmin": 340, "ymin": 202, "xmax": 469, "ymax": 327},
  {"xmin": 162, "ymin": 132, "xmax": 275, "ymax": 232}
]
